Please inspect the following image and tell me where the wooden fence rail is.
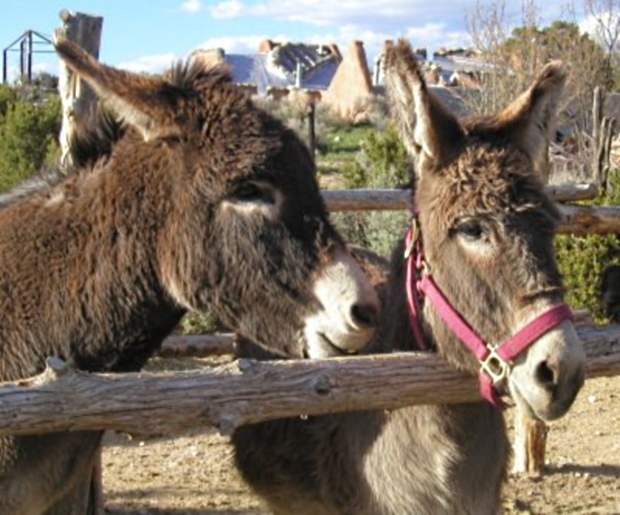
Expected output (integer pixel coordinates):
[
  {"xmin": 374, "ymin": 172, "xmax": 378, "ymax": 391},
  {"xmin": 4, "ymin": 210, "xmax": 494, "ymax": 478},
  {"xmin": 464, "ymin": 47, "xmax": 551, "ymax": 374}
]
[
  {"xmin": 158, "ymin": 333, "xmax": 236, "ymax": 358},
  {"xmin": 0, "ymin": 324, "xmax": 617, "ymax": 438},
  {"xmin": 322, "ymin": 183, "xmax": 598, "ymax": 212},
  {"xmin": 322, "ymin": 185, "xmax": 620, "ymax": 235}
]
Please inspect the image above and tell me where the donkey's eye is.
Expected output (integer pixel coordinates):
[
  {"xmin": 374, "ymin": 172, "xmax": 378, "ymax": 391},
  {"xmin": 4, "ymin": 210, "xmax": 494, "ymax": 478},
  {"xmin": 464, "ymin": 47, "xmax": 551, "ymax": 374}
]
[
  {"xmin": 456, "ymin": 221, "xmax": 484, "ymax": 241},
  {"xmin": 231, "ymin": 182, "xmax": 274, "ymax": 204}
]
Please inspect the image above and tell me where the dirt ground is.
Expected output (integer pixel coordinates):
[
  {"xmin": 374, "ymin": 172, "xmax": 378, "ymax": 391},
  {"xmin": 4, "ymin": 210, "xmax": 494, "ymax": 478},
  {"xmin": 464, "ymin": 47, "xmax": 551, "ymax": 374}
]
[{"xmin": 101, "ymin": 357, "xmax": 619, "ymax": 515}]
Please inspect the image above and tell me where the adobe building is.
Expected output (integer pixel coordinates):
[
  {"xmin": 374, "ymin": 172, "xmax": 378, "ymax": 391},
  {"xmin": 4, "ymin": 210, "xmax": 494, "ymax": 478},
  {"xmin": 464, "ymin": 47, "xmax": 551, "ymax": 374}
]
[{"xmin": 322, "ymin": 40, "xmax": 374, "ymax": 123}]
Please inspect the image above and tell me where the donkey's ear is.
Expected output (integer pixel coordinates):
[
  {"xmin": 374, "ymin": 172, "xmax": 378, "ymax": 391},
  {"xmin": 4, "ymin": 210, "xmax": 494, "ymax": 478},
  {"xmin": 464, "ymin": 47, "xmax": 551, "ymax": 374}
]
[
  {"xmin": 490, "ymin": 61, "xmax": 567, "ymax": 168},
  {"xmin": 54, "ymin": 32, "xmax": 183, "ymax": 142},
  {"xmin": 384, "ymin": 39, "xmax": 464, "ymax": 173}
]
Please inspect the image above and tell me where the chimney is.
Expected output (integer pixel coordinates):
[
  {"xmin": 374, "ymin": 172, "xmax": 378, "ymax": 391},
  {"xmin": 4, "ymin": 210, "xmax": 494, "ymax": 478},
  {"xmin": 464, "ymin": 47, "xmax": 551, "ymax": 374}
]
[
  {"xmin": 295, "ymin": 62, "xmax": 302, "ymax": 88},
  {"xmin": 325, "ymin": 43, "xmax": 342, "ymax": 62},
  {"xmin": 258, "ymin": 39, "xmax": 276, "ymax": 53}
]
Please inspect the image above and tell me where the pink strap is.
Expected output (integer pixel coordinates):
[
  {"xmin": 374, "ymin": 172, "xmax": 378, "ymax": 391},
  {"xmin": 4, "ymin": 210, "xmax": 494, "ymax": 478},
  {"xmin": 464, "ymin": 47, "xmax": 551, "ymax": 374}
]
[
  {"xmin": 495, "ymin": 304, "xmax": 573, "ymax": 361},
  {"xmin": 405, "ymin": 229, "xmax": 428, "ymax": 350},
  {"xmin": 418, "ymin": 275, "xmax": 488, "ymax": 360},
  {"xmin": 478, "ymin": 372, "xmax": 502, "ymax": 408},
  {"xmin": 403, "ymin": 221, "xmax": 572, "ymax": 408},
  {"xmin": 418, "ymin": 274, "xmax": 572, "ymax": 407}
]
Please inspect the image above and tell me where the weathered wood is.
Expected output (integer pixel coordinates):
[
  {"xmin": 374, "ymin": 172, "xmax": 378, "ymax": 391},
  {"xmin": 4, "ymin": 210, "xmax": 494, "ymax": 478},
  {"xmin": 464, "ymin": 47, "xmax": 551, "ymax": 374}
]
[
  {"xmin": 512, "ymin": 416, "xmax": 549, "ymax": 475},
  {"xmin": 592, "ymin": 86, "xmax": 604, "ymax": 153},
  {"xmin": 158, "ymin": 333, "xmax": 236, "ymax": 358},
  {"xmin": 321, "ymin": 183, "xmax": 598, "ymax": 212},
  {"xmin": 602, "ymin": 118, "xmax": 616, "ymax": 192},
  {"xmin": 307, "ymin": 102, "xmax": 316, "ymax": 161},
  {"xmin": 322, "ymin": 189, "xmax": 411, "ymax": 211},
  {"xmin": 57, "ymin": 10, "xmax": 103, "ymax": 168},
  {"xmin": 557, "ymin": 203, "xmax": 620, "ymax": 235},
  {"xmin": 323, "ymin": 187, "xmax": 620, "ymax": 235},
  {"xmin": 544, "ymin": 183, "xmax": 599, "ymax": 203},
  {"xmin": 0, "ymin": 324, "xmax": 618, "ymax": 438}
]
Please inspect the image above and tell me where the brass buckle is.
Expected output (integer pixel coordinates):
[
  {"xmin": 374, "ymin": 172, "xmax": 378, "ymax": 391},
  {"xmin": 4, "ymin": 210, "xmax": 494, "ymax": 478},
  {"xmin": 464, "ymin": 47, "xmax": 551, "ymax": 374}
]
[{"xmin": 480, "ymin": 346, "xmax": 511, "ymax": 385}]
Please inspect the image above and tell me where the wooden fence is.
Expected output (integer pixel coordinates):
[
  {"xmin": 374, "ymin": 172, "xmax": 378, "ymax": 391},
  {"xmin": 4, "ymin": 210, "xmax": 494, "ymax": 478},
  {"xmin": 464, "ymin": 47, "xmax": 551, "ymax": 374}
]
[
  {"xmin": 0, "ymin": 323, "xmax": 618, "ymax": 438},
  {"xmin": 1, "ymin": 183, "xmax": 619, "ymax": 434}
]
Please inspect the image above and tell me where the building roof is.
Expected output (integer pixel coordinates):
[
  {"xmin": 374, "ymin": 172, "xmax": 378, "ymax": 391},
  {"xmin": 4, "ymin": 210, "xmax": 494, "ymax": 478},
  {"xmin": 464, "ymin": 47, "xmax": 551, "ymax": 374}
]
[
  {"xmin": 223, "ymin": 53, "xmax": 289, "ymax": 92},
  {"xmin": 202, "ymin": 41, "xmax": 341, "ymax": 94}
]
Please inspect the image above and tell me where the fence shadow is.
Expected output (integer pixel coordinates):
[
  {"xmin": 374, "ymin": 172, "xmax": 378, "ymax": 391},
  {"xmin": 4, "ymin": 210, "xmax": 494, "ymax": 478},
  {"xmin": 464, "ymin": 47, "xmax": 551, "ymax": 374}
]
[
  {"xmin": 545, "ymin": 463, "xmax": 620, "ymax": 478},
  {"xmin": 105, "ymin": 508, "xmax": 262, "ymax": 515},
  {"xmin": 104, "ymin": 486, "xmax": 263, "ymax": 515}
]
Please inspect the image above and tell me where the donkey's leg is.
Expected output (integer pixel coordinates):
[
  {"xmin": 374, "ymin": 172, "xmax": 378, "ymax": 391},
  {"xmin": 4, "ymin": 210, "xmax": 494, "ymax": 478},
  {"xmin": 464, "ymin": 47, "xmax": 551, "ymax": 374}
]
[
  {"xmin": 42, "ymin": 433, "xmax": 103, "ymax": 515},
  {"xmin": 43, "ymin": 465, "xmax": 96, "ymax": 515},
  {"xmin": 0, "ymin": 431, "xmax": 103, "ymax": 514},
  {"xmin": 47, "ymin": 449, "xmax": 104, "ymax": 515},
  {"xmin": 89, "ymin": 448, "xmax": 106, "ymax": 514}
]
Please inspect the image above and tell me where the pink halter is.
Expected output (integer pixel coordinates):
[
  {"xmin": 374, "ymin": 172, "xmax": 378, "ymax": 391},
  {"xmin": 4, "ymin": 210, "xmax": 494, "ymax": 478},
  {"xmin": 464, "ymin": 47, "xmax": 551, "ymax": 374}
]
[{"xmin": 404, "ymin": 218, "xmax": 573, "ymax": 407}]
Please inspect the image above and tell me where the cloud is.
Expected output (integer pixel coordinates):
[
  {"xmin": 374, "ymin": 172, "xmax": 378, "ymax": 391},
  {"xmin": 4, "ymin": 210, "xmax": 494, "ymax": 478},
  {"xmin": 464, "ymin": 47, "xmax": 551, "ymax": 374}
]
[
  {"xmin": 203, "ymin": 0, "xmax": 480, "ymax": 58},
  {"xmin": 197, "ymin": 35, "xmax": 276, "ymax": 54},
  {"xmin": 579, "ymin": 11, "xmax": 620, "ymax": 49},
  {"xmin": 207, "ymin": 0, "xmax": 479, "ymax": 28},
  {"xmin": 208, "ymin": 0, "xmax": 398, "ymax": 25},
  {"xmin": 3, "ymin": 58, "xmax": 58, "ymax": 83},
  {"xmin": 180, "ymin": 0, "xmax": 202, "ymax": 13},
  {"xmin": 190, "ymin": 20, "xmax": 468, "ymax": 65},
  {"xmin": 210, "ymin": 0, "xmax": 244, "ymax": 18},
  {"xmin": 117, "ymin": 53, "xmax": 177, "ymax": 74},
  {"xmin": 406, "ymin": 23, "xmax": 470, "ymax": 51},
  {"xmin": 205, "ymin": 0, "xmax": 570, "ymax": 52},
  {"xmin": 4, "ymin": 65, "xmax": 19, "ymax": 83}
]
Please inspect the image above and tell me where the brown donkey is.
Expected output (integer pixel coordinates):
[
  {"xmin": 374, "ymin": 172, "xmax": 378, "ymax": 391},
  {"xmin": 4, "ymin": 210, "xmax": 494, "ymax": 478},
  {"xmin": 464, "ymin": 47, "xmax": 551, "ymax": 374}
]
[
  {"xmin": 0, "ymin": 36, "xmax": 379, "ymax": 514},
  {"xmin": 232, "ymin": 40, "xmax": 587, "ymax": 514}
]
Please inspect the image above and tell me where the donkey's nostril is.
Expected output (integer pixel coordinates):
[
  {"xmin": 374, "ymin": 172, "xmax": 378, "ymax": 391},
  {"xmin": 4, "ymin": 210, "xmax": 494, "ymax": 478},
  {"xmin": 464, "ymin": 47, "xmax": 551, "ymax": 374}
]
[
  {"xmin": 350, "ymin": 303, "xmax": 378, "ymax": 329},
  {"xmin": 535, "ymin": 361, "xmax": 557, "ymax": 389}
]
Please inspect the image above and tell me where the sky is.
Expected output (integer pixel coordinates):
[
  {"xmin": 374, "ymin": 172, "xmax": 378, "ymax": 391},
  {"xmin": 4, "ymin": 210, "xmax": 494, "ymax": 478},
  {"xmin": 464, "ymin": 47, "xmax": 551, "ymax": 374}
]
[{"xmin": 0, "ymin": 0, "xmax": 591, "ymax": 81}]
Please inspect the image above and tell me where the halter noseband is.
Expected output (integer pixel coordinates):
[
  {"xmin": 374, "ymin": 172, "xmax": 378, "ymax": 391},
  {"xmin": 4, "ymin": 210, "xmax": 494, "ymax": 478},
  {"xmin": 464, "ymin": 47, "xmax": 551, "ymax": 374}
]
[{"xmin": 404, "ymin": 217, "xmax": 573, "ymax": 407}]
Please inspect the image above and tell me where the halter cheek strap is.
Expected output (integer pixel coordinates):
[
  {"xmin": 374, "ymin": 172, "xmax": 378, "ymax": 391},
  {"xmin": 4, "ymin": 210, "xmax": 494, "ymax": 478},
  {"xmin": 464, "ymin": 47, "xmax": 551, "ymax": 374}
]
[{"xmin": 404, "ymin": 223, "xmax": 574, "ymax": 407}]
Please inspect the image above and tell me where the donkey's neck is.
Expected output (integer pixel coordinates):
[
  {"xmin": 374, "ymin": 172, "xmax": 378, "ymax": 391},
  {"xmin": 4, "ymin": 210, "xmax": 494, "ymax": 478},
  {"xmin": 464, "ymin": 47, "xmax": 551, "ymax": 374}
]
[
  {"xmin": 234, "ymin": 239, "xmax": 510, "ymax": 515},
  {"xmin": 353, "ymin": 241, "xmax": 510, "ymax": 514},
  {"xmin": 355, "ymin": 403, "xmax": 507, "ymax": 515}
]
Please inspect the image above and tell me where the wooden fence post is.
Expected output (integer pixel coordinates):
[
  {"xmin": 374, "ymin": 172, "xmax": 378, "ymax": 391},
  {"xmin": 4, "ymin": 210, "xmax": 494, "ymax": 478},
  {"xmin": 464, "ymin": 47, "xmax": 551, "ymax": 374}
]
[
  {"xmin": 307, "ymin": 101, "xmax": 316, "ymax": 164},
  {"xmin": 57, "ymin": 10, "xmax": 103, "ymax": 169},
  {"xmin": 57, "ymin": 11, "xmax": 105, "ymax": 512},
  {"xmin": 592, "ymin": 86, "xmax": 616, "ymax": 193},
  {"xmin": 512, "ymin": 414, "xmax": 549, "ymax": 475}
]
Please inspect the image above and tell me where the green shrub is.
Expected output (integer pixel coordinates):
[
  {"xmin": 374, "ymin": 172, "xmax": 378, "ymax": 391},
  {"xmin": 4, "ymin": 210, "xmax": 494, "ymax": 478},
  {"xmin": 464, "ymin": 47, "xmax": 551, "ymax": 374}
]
[
  {"xmin": 0, "ymin": 92, "xmax": 61, "ymax": 192},
  {"xmin": 178, "ymin": 312, "xmax": 225, "ymax": 335},
  {"xmin": 555, "ymin": 169, "xmax": 620, "ymax": 322},
  {"xmin": 0, "ymin": 85, "xmax": 16, "ymax": 118},
  {"xmin": 342, "ymin": 126, "xmax": 410, "ymax": 190},
  {"xmin": 333, "ymin": 125, "xmax": 410, "ymax": 257}
]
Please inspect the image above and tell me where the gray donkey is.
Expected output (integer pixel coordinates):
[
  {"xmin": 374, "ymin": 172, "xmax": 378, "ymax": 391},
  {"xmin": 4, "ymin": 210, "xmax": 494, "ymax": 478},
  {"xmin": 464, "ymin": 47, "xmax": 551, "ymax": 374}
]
[{"xmin": 232, "ymin": 40, "xmax": 586, "ymax": 515}]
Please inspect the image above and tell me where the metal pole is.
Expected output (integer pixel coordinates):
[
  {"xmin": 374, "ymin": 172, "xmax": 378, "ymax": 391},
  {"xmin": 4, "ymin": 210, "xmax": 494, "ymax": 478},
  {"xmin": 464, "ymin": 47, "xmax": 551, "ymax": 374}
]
[
  {"xmin": 26, "ymin": 31, "xmax": 33, "ymax": 83},
  {"xmin": 2, "ymin": 48, "xmax": 7, "ymax": 83},
  {"xmin": 19, "ymin": 38, "xmax": 26, "ymax": 83}
]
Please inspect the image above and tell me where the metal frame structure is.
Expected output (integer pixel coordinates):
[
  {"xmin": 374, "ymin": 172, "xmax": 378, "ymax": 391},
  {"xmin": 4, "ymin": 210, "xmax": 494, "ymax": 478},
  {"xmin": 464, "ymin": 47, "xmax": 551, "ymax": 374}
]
[{"xmin": 2, "ymin": 30, "xmax": 54, "ymax": 84}]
